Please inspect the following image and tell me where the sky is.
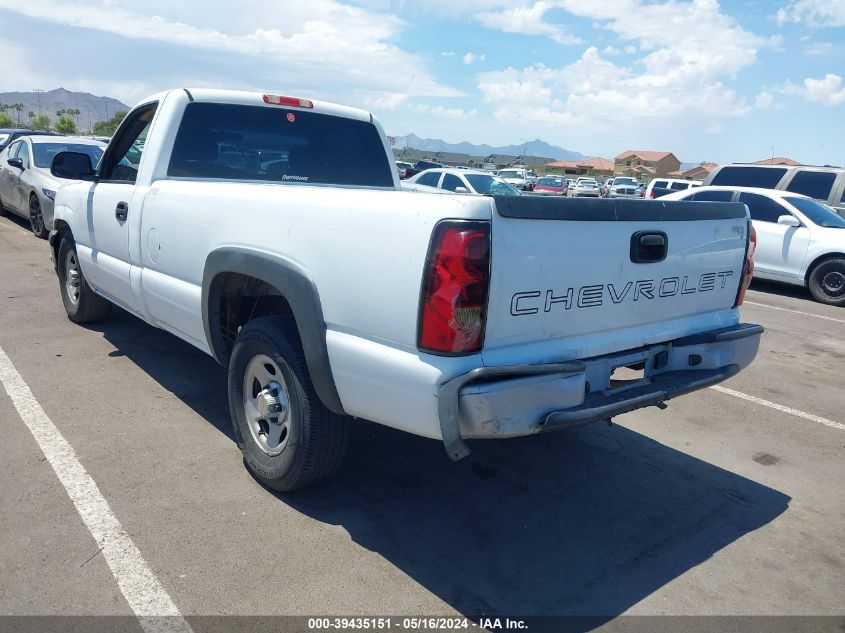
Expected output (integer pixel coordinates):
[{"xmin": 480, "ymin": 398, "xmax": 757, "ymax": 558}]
[{"xmin": 0, "ymin": 0, "xmax": 843, "ymax": 164}]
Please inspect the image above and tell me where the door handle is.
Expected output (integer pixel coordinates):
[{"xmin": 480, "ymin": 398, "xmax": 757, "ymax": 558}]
[
  {"xmin": 630, "ymin": 231, "xmax": 668, "ymax": 263},
  {"xmin": 115, "ymin": 201, "xmax": 128, "ymax": 221}
]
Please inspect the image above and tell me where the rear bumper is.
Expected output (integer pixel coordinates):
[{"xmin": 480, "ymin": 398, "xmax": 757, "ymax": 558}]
[{"xmin": 437, "ymin": 322, "xmax": 763, "ymax": 460}]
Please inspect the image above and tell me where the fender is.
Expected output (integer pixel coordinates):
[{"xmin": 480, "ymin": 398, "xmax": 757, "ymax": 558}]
[{"xmin": 202, "ymin": 247, "xmax": 345, "ymax": 415}]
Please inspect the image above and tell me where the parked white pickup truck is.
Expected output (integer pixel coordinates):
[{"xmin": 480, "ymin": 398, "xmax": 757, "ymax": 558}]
[{"xmin": 48, "ymin": 88, "xmax": 762, "ymax": 490}]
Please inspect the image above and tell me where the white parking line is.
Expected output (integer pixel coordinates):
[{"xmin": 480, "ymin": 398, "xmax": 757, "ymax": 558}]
[
  {"xmin": 0, "ymin": 345, "xmax": 193, "ymax": 633},
  {"xmin": 745, "ymin": 300, "xmax": 845, "ymax": 325},
  {"xmin": 710, "ymin": 385, "xmax": 845, "ymax": 432}
]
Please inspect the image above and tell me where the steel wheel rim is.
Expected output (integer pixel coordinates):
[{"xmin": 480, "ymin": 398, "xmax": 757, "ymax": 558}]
[
  {"xmin": 242, "ymin": 354, "xmax": 291, "ymax": 456},
  {"xmin": 821, "ymin": 270, "xmax": 845, "ymax": 297},
  {"xmin": 29, "ymin": 198, "xmax": 43, "ymax": 235},
  {"xmin": 64, "ymin": 250, "xmax": 81, "ymax": 306}
]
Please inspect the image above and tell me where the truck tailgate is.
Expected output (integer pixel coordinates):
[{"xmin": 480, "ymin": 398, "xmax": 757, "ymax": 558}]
[{"xmin": 484, "ymin": 196, "xmax": 750, "ymax": 359}]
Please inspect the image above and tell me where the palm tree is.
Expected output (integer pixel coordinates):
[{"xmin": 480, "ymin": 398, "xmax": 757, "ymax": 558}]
[
  {"xmin": 69, "ymin": 108, "xmax": 81, "ymax": 128},
  {"xmin": 13, "ymin": 103, "xmax": 23, "ymax": 125}
]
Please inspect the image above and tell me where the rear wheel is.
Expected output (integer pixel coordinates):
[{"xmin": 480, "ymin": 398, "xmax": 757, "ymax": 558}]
[
  {"xmin": 57, "ymin": 236, "xmax": 112, "ymax": 323},
  {"xmin": 29, "ymin": 195, "xmax": 47, "ymax": 239},
  {"xmin": 808, "ymin": 258, "xmax": 845, "ymax": 307},
  {"xmin": 228, "ymin": 316, "xmax": 349, "ymax": 491}
]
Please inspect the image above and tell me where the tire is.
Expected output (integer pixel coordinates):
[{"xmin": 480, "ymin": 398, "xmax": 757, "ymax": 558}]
[
  {"xmin": 29, "ymin": 195, "xmax": 48, "ymax": 239},
  {"xmin": 808, "ymin": 258, "xmax": 845, "ymax": 306},
  {"xmin": 228, "ymin": 315, "xmax": 349, "ymax": 491},
  {"xmin": 57, "ymin": 235, "xmax": 112, "ymax": 323}
]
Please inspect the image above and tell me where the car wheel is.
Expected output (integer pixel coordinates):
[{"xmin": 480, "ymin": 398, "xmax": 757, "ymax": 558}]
[
  {"xmin": 228, "ymin": 315, "xmax": 349, "ymax": 492},
  {"xmin": 808, "ymin": 258, "xmax": 845, "ymax": 306},
  {"xmin": 29, "ymin": 195, "xmax": 48, "ymax": 239},
  {"xmin": 57, "ymin": 235, "xmax": 112, "ymax": 323}
]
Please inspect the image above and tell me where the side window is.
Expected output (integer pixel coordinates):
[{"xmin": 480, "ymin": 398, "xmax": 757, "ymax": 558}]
[
  {"xmin": 17, "ymin": 141, "xmax": 30, "ymax": 168},
  {"xmin": 692, "ymin": 190, "xmax": 734, "ymax": 202},
  {"xmin": 710, "ymin": 166, "xmax": 786, "ymax": 188},
  {"xmin": 417, "ymin": 172, "xmax": 440, "ymax": 187},
  {"xmin": 99, "ymin": 103, "xmax": 158, "ymax": 183},
  {"xmin": 738, "ymin": 192, "xmax": 785, "ymax": 223},
  {"xmin": 441, "ymin": 173, "xmax": 464, "ymax": 191},
  {"xmin": 653, "ymin": 180, "xmax": 668, "ymax": 188},
  {"xmin": 785, "ymin": 170, "xmax": 836, "ymax": 200},
  {"xmin": 6, "ymin": 141, "xmax": 21, "ymax": 159},
  {"xmin": 669, "ymin": 181, "xmax": 689, "ymax": 190}
]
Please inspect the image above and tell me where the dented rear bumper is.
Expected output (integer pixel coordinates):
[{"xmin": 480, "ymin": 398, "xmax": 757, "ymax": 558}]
[{"xmin": 437, "ymin": 323, "xmax": 763, "ymax": 461}]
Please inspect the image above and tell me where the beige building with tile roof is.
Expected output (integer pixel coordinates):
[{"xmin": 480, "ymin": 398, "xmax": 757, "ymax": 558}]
[
  {"xmin": 614, "ymin": 150, "xmax": 681, "ymax": 180},
  {"xmin": 752, "ymin": 157, "xmax": 801, "ymax": 165},
  {"xmin": 545, "ymin": 157, "xmax": 613, "ymax": 178}
]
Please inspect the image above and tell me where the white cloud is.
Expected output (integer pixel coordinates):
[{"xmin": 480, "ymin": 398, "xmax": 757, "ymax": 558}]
[
  {"xmin": 476, "ymin": 2, "xmax": 581, "ymax": 45},
  {"xmin": 462, "ymin": 52, "xmax": 486, "ymax": 64},
  {"xmin": 0, "ymin": 0, "xmax": 462, "ymax": 103},
  {"xmin": 782, "ymin": 74, "xmax": 845, "ymax": 105},
  {"xmin": 602, "ymin": 45, "xmax": 621, "ymax": 55},
  {"xmin": 477, "ymin": 0, "xmax": 773, "ymax": 129},
  {"xmin": 754, "ymin": 91, "xmax": 774, "ymax": 109},
  {"xmin": 776, "ymin": 0, "xmax": 845, "ymax": 27}
]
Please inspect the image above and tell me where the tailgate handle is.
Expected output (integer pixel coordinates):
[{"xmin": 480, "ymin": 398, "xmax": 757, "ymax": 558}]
[{"xmin": 631, "ymin": 231, "xmax": 667, "ymax": 263}]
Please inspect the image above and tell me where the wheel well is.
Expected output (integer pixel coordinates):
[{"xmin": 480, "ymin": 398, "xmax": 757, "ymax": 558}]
[
  {"xmin": 50, "ymin": 220, "xmax": 71, "ymax": 266},
  {"xmin": 805, "ymin": 252, "xmax": 845, "ymax": 284},
  {"xmin": 214, "ymin": 273, "xmax": 295, "ymax": 358}
]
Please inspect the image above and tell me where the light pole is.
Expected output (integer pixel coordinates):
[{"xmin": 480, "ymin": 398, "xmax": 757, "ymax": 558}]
[
  {"xmin": 33, "ymin": 89, "xmax": 44, "ymax": 114},
  {"xmin": 770, "ymin": 146, "xmax": 775, "ymax": 164}
]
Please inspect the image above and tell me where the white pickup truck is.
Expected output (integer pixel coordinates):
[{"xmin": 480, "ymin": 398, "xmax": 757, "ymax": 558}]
[{"xmin": 48, "ymin": 88, "xmax": 762, "ymax": 490}]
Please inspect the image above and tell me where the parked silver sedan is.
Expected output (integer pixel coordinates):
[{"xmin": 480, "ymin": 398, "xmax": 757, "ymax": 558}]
[{"xmin": 0, "ymin": 136, "xmax": 106, "ymax": 238}]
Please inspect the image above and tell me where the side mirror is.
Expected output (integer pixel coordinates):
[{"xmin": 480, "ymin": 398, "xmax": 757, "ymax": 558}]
[
  {"xmin": 51, "ymin": 151, "xmax": 96, "ymax": 181},
  {"xmin": 454, "ymin": 186, "xmax": 469, "ymax": 194},
  {"xmin": 777, "ymin": 215, "xmax": 800, "ymax": 227},
  {"xmin": 7, "ymin": 157, "xmax": 23, "ymax": 169}
]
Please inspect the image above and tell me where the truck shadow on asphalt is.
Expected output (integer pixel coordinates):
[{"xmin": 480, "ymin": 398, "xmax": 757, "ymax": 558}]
[{"xmin": 91, "ymin": 310, "xmax": 790, "ymax": 632}]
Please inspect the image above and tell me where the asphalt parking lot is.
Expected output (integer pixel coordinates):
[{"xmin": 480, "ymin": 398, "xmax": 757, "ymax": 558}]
[{"xmin": 0, "ymin": 212, "xmax": 843, "ymax": 631}]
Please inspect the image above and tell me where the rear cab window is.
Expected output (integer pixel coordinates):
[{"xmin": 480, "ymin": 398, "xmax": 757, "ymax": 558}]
[
  {"xmin": 167, "ymin": 102, "xmax": 393, "ymax": 187},
  {"xmin": 710, "ymin": 166, "xmax": 787, "ymax": 189},
  {"xmin": 785, "ymin": 170, "xmax": 836, "ymax": 201}
]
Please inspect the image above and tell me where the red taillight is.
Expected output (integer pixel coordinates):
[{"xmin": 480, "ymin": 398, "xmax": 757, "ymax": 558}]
[
  {"xmin": 263, "ymin": 94, "xmax": 314, "ymax": 108},
  {"xmin": 418, "ymin": 221, "xmax": 491, "ymax": 354},
  {"xmin": 735, "ymin": 222, "xmax": 756, "ymax": 307}
]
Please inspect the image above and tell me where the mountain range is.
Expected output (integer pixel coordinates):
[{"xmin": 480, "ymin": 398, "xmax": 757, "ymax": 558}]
[
  {"xmin": 0, "ymin": 88, "xmax": 130, "ymax": 127},
  {"xmin": 392, "ymin": 133, "xmax": 586, "ymax": 160}
]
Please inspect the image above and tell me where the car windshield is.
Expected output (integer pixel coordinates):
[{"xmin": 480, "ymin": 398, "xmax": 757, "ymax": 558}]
[
  {"xmin": 580, "ymin": 180, "xmax": 597, "ymax": 186},
  {"xmin": 498, "ymin": 171, "xmax": 520, "ymax": 178},
  {"xmin": 466, "ymin": 174, "xmax": 520, "ymax": 196},
  {"xmin": 615, "ymin": 178, "xmax": 637, "ymax": 186},
  {"xmin": 784, "ymin": 196, "xmax": 845, "ymax": 228},
  {"xmin": 537, "ymin": 177, "xmax": 563, "ymax": 186},
  {"xmin": 33, "ymin": 143, "xmax": 104, "ymax": 169},
  {"xmin": 0, "ymin": 134, "xmax": 10, "ymax": 145}
]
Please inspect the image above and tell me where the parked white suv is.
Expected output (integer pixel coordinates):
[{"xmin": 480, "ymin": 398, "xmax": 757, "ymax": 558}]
[{"xmin": 663, "ymin": 186, "xmax": 845, "ymax": 305}]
